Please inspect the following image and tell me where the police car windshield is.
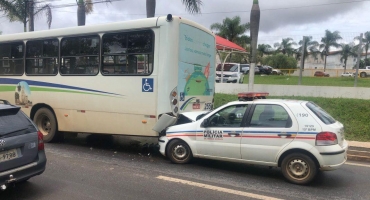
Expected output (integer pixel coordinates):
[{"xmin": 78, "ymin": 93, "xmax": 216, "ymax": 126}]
[{"xmin": 306, "ymin": 102, "xmax": 336, "ymax": 124}]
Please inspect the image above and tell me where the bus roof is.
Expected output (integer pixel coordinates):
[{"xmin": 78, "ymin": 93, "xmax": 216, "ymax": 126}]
[{"xmin": 0, "ymin": 15, "xmax": 214, "ymax": 42}]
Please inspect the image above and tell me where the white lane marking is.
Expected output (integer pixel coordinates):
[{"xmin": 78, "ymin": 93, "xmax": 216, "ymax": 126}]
[
  {"xmin": 156, "ymin": 175, "xmax": 282, "ymax": 200},
  {"xmin": 346, "ymin": 162, "xmax": 370, "ymax": 168}
]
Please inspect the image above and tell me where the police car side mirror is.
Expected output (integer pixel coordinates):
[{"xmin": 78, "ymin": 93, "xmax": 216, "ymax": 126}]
[{"xmin": 201, "ymin": 118, "xmax": 209, "ymax": 128}]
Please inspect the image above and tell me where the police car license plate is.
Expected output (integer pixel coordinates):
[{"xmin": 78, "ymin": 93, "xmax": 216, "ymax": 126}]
[
  {"xmin": 193, "ymin": 103, "xmax": 200, "ymax": 109},
  {"xmin": 0, "ymin": 149, "xmax": 18, "ymax": 162}
]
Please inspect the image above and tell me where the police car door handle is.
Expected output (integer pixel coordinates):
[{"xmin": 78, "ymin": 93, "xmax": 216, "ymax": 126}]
[
  {"xmin": 278, "ymin": 133, "xmax": 291, "ymax": 137},
  {"xmin": 228, "ymin": 132, "xmax": 240, "ymax": 137}
]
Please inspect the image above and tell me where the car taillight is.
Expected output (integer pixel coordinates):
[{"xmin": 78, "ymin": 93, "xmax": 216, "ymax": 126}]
[
  {"xmin": 316, "ymin": 132, "xmax": 338, "ymax": 146},
  {"xmin": 37, "ymin": 131, "xmax": 44, "ymax": 150}
]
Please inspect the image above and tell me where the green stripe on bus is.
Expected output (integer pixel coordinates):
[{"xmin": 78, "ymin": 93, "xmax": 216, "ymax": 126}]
[
  {"xmin": 30, "ymin": 87, "xmax": 108, "ymax": 96},
  {"xmin": 0, "ymin": 86, "xmax": 16, "ymax": 92}
]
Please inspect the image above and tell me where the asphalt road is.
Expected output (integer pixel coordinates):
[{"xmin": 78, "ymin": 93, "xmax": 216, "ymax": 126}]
[{"xmin": 1, "ymin": 134, "xmax": 370, "ymax": 200}]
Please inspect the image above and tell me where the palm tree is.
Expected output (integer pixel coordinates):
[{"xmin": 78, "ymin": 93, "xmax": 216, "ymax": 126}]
[
  {"xmin": 210, "ymin": 16, "xmax": 250, "ymax": 43},
  {"xmin": 249, "ymin": 0, "xmax": 260, "ymax": 91},
  {"xmin": 296, "ymin": 36, "xmax": 319, "ymax": 69},
  {"xmin": 146, "ymin": 0, "xmax": 202, "ymax": 18},
  {"xmin": 0, "ymin": 0, "xmax": 52, "ymax": 32},
  {"xmin": 76, "ymin": 0, "xmax": 111, "ymax": 26},
  {"xmin": 319, "ymin": 30, "xmax": 342, "ymax": 71},
  {"xmin": 28, "ymin": 0, "xmax": 52, "ymax": 31},
  {"xmin": 340, "ymin": 43, "xmax": 357, "ymax": 72},
  {"xmin": 257, "ymin": 44, "xmax": 272, "ymax": 62},
  {"xmin": 274, "ymin": 38, "xmax": 297, "ymax": 56},
  {"xmin": 355, "ymin": 31, "xmax": 370, "ymax": 60}
]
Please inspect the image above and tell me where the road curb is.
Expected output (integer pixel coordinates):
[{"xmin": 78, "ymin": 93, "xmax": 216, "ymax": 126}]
[{"xmin": 347, "ymin": 146, "xmax": 370, "ymax": 163}]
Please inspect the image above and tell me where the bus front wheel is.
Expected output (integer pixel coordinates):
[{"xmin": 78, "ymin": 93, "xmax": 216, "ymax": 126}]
[{"xmin": 34, "ymin": 108, "xmax": 61, "ymax": 143}]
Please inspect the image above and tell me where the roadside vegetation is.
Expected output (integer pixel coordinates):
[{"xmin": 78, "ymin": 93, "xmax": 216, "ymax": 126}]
[
  {"xmin": 242, "ymin": 75, "xmax": 370, "ymax": 87},
  {"xmin": 214, "ymin": 93, "xmax": 370, "ymax": 142}
]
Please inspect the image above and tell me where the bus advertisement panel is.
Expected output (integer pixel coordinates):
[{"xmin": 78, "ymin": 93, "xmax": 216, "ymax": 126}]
[{"xmin": 178, "ymin": 23, "xmax": 215, "ymax": 112}]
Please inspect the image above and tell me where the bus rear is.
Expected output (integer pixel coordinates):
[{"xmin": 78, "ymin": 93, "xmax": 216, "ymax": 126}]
[{"xmin": 176, "ymin": 22, "xmax": 215, "ymax": 113}]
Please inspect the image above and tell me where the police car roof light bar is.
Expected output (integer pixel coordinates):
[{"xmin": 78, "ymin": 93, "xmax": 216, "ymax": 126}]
[{"xmin": 237, "ymin": 92, "xmax": 269, "ymax": 101}]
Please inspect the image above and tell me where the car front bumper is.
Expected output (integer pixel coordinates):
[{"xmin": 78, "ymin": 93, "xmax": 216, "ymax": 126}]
[
  {"xmin": 0, "ymin": 150, "xmax": 47, "ymax": 186},
  {"xmin": 158, "ymin": 136, "xmax": 169, "ymax": 156},
  {"xmin": 215, "ymin": 77, "xmax": 238, "ymax": 83}
]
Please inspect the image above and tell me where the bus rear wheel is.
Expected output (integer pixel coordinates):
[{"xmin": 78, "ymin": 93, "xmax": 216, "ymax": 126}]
[{"xmin": 34, "ymin": 108, "xmax": 61, "ymax": 143}]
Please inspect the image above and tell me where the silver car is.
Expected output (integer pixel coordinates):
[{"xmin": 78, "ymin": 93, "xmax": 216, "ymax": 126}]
[{"xmin": 0, "ymin": 100, "xmax": 46, "ymax": 190}]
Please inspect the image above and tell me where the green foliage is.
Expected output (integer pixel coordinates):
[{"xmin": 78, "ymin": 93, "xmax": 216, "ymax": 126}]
[
  {"xmin": 357, "ymin": 58, "xmax": 370, "ymax": 68},
  {"xmin": 214, "ymin": 93, "xmax": 370, "ymax": 142},
  {"xmin": 210, "ymin": 16, "xmax": 250, "ymax": 44},
  {"xmin": 261, "ymin": 54, "xmax": 298, "ymax": 73},
  {"xmin": 242, "ymin": 75, "xmax": 370, "ymax": 87}
]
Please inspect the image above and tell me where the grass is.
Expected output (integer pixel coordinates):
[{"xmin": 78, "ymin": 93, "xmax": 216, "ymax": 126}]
[
  {"xmin": 214, "ymin": 93, "xmax": 370, "ymax": 142},
  {"xmin": 242, "ymin": 75, "xmax": 370, "ymax": 87}
]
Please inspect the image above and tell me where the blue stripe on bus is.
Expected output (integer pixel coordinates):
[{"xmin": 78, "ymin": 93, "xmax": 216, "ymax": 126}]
[{"xmin": 0, "ymin": 78, "xmax": 122, "ymax": 96}]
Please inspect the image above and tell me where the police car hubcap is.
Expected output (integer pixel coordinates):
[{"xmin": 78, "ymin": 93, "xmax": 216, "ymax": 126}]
[
  {"xmin": 173, "ymin": 145, "xmax": 187, "ymax": 159},
  {"xmin": 288, "ymin": 159, "xmax": 309, "ymax": 178}
]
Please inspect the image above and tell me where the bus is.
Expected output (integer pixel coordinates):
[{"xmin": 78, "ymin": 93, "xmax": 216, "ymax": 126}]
[{"xmin": 0, "ymin": 15, "xmax": 216, "ymax": 142}]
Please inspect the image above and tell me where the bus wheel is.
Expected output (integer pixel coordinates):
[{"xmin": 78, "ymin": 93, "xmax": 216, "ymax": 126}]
[
  {"xmin": 34, "ymin": 108, "xmax": 60, "ymax": 143},
  {"xmin": 166, "ymin": 140, "xmax": 192, "ymax": 164},
  {"xmin": 360, "ymin": 72, "xmax": 366, "ymax": 78},
  {"xmin": 281, "ymin": 153, "xmax": 317, "ymax": 185}
]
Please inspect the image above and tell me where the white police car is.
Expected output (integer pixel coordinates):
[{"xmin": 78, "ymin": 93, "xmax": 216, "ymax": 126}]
[{"xmin": 158, "ymin": 92, "xmax": 348, "ymax": 185}]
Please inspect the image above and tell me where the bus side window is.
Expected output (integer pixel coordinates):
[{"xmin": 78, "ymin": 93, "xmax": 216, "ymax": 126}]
[
  {"xmin": 0, "ymin": 42, "xmax": 24, "ymax": 75},
  {"xmin": 61, "ymin": 35, "xmax": 99, "ymax": 75}
]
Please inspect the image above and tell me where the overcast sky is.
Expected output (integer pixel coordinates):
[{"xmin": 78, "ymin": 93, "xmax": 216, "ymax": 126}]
[{"xmin": 0, "ymin": 0, "xmax": 369, "ymax": 45}]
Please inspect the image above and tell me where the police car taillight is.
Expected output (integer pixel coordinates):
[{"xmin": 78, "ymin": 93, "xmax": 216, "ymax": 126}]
[
  {"xmin": 316, "ymin": 132, "xmax": 338, "ymax": 146},
  {"xmin": 238, "ymin": 92, "xmax": 269, "ymax": 101}
]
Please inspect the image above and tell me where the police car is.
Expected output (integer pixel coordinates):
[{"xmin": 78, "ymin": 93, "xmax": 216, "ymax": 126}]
[{"xmin": 158, "ymin": 92, "xmax": 348, "ymax": 185}]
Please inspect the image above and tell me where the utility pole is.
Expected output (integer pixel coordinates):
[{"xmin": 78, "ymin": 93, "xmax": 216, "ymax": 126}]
[
  {"xmin": 354, "ymin": 33, "xmax": 363, "ymax": 87},
  {"xmin": 298, "ymin": 36, "xmax": 306, "ymax": 85}
]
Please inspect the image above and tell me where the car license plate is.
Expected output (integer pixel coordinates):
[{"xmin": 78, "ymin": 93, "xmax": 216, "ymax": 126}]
[
  {"xmin": 0, "ymin": 149, "xmax": 18, "ymax": 162},
  {"xmin": 192, "ymin": 103, "xmax": 200, "ymax": 109}
]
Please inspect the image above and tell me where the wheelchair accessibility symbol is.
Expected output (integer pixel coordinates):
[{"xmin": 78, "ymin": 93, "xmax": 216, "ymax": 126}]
[{"xmin": 142, "ymin": 78, "xmax": 153, "ymax": 92}]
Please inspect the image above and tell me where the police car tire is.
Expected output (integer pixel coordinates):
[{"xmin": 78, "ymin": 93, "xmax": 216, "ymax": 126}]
[
  {"xmin": 166, "ymin": 140, "xmax": 193, "ymax": 164},
  {"xmin": 281, "ymin": 153, "xmax": 317, "ymax": 185}
]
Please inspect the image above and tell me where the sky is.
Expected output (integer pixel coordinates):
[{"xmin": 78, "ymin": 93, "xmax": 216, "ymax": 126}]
[{"xmin": 0, "ymin": 0, "xmax": 369, "ymax": 45}]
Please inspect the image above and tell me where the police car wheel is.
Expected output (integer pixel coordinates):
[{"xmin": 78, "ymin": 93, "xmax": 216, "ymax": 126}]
[
  {"xmin": 281, "ymin": 153, "xmax": 317, "ymax": 185},
  {"xmin": 167, "ymin": 140, "xmax": 192, "ymax": 164}
]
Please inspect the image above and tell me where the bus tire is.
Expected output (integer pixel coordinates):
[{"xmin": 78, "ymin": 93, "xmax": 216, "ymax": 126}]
[
  {"xmin": 281, "ymin": 153, "xmax": 317, "ymax": 185},
  {"xmin": 34, "ymin": 108, "xmax": 61, "ymax": 143},
  {"xmin": 360, "ymin": 72, "xmax": 366, "ymax": 78},
  {"xmin": 166, "ymin": 139, "xmax": 192, "ymax": 164}
]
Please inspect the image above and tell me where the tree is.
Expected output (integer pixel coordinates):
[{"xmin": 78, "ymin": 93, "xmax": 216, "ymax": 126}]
[
  {"xmin": 296, "ymin": 36, "xmax": 319, "ymax": 69},
  {"xmin": 0, "ymin": 0, "xmax": 52, "ymax": 32},
  {"xmin": 257, "ymin": 44, "xmax": 272, "ymax": 63},
  {"xmin": 355, "ymin": 31, "xmax": 370, "ymax": 60},
  {"xmin": 274, "ymin": 38, "xmax": 297, "ymax": 56},
  {"xmin": 249, "ymin": 0, "xmax": 260, "ymax": 91},
  {"xmin": 340, "ymin": 43, "xmax": 357, "ymax": 72},
  {"xmin": 319, "ymin": 30, "xmax": 342, "ymax": 71},
  {"xmin": 76, "ymin": 0, "xmax": 111, "ymax": 26},
  {"xmin": 261, "ymin": 54, "xmax": 298, "ymax": 73},
  {"xmin": 210, "ymin": 16, "xmax": 250, "ymax": 43},
  {"xmin": 146, "ymin": 0, "xmax": 202, "ymax": 18}
]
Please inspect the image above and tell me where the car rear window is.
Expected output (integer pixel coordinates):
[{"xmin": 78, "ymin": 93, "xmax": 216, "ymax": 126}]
[
  {"xmin": 306, "ymin": 102, "xmax": 336, "ymax": 124},
  {"xmin": 0, "ymin": 107, "xmax": 36, "ymax": 137}
]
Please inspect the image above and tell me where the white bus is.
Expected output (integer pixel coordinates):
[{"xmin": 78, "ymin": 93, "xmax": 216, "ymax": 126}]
[{"xmin": 0, "ymin": 15, "xmax": 216, "ymax": 142}]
